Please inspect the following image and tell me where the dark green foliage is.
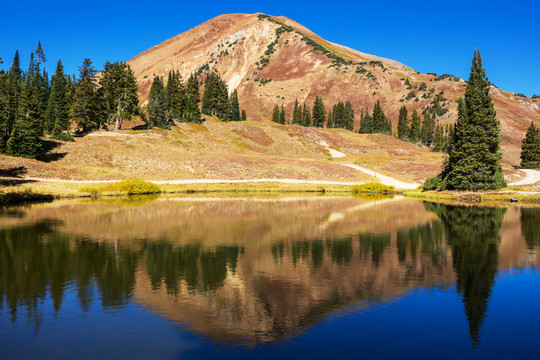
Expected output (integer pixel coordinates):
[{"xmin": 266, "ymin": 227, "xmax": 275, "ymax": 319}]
[
  {"xmin": 183, "ymin": 74, "xmax": 202, "ymax": 123},
  {"xmin": 146, "ymin": 76, "xmax": 169, "ymax": 129},
  {"xmin": 521, "ymin": 208, "xmax": 540, "ymax": 250},
  {"xmin": 1, "ymin": 51, "xmax": 23, "ymax": 149},
  {"xmin": 327, "ymin": 109, "xmax": 333, "ymax": 128},
  {"xmin": 397, "ymin": 105, "xmax": 408, "ymax": 140},
  {"xmin": 432, "ymin": 124, "xmax": 445, "ymax": 152},
  {"xmin": 312, "ymin": 96, "xmax": 326, "ymax": 127},
  {"xmin": 421, "ymin": 113, "xmax": 434, "ymax": 146},
  {"xmin": 229, "ymin": 89, "xmax": 241, "ymax": 122},
  {"xmin": 271, "ymin": 104, "xmax": 280, "ymax": 123},
  {"xmin": 344, "ymin": 101, "xmax": 354, "ymax": 131},
  {"xmin": 6, "ymin": 54, "xmax": 43, "ymax": 158},
  {"xmin": 426, "ymin": 202, "xmax": 504, "ymax": 345},
  {"xmin": 99, "ymin": 61, "xmax": 139, "ymax": 130},
  {"xmin": 405, "ymin": 91, "xmax": 416, "ymax": 100},
  {"xmin": 279, "ymin": 104, "xmax": 286, "ymax": 124},
  {"xmin": 165, "ymin": 70, "xmax": 185, "ymax": 122},
  {"xmin": 520, "ymin": 121, "xmax": 540, "ymax": 168},
  {"xmin": 371, "ymin": 100, "xmax": 391, "ymax": 134},
  {"xmin": 241, "ymin": 109, "xmax": 247, "ymax": 121},
  {"xmin": 331, "ymin": 101, "xmax": 354, "ymax": 130},
  {"xmin": 418, "ymin": 82, "xmax": 427, "ymax": 91},
  {"xmin": 426, "ymin": 51, "xmax": 506, "ymax": 190},
  {"xmin": 358, "ymin": 108, "xmax": 373, "ymax": 134},
  {"xmin": 201, "ymin": 71, "xmax": 229, "ymax": 120},
  {"xmin": 71, "ymin": 58, "xmax": 101, "ymax": 133},
  {"xmin": 45, "ymin": 60, "xmax": 70, "ymax": 136},
  {"xmin": 292, "ymin": 98, "xmax": 302, "ymax": 125},
  {"xmin": 302, "ymin": 103, "xmax": 311, "ymax": 127},
  {"xmin": 409, "ymin": 109, "xmax": 421, "ymax": 143},
  {"xmin": 434, "ymin": 73, "xmax": 460, "ymax": 81},
  {"xmin": 515, "ymin": 93, "xmax": 526, "ymax": 98}
]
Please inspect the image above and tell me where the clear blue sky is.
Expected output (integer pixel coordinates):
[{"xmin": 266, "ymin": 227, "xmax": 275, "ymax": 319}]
[{"xmin": 1, "ymin": 0, "xmax": 538, "ymax": 96}]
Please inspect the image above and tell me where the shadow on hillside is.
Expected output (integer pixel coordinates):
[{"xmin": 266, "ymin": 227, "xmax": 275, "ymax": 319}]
[
  {"xmin": 0, "ymin": 166, "xmax": 36, "ymax": 186},
  {"xmin": 36, "ymin": 140, "xmax": 67, "ymax": 163}
]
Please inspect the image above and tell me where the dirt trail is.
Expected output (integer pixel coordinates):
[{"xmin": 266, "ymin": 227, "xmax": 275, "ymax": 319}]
[
  {"xmin": 509, "ymin": 169, "xmax": 540, "ymax": 186},
  {"xmin": 341, "ymin": 164, "xmax": 420, "ymax": 190}
]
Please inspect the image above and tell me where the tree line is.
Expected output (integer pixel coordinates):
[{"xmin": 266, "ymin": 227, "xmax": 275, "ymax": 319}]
[{"xmin": 0, "ymin": 43, "xmax": 139, "ymax": 158}]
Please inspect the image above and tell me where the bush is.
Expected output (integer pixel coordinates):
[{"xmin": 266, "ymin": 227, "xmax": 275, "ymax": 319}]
[
  {"xmin": 351, "ymin": 182, "xmax": 394, "ymax": 194},
  {"xmin": 423, "ymin": 173, "xmax": 447, "ymax": 191},
  {"xmin": 79, "ymin": 179, "xmax": 161, "ymax": 196},
  {"xmin": 0, "ymin": 188, "xmax": 54, "ymax": 206}
]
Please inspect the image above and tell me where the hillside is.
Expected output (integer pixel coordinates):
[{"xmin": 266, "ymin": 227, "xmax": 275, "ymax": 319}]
[{"xmin": 128, "ymin": 13, "xmax": 540, "ymax": 165}]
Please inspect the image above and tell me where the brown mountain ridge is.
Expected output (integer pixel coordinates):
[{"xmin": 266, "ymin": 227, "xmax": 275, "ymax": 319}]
[{"xmin": 128, "ymin": 13, "xmax": 540, "ymax": 165}]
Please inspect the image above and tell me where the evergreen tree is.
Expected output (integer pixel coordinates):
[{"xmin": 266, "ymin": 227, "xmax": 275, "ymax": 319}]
[
  {"xmin": 372, "ymin": 100, "xmax": 391, "ymax": 134},
  {"xmin": 432, "ymin": 124, "xmax": 445, "ymax": 152},
  {"xmin": 425, "ymin": 51, "xmax": 506, "ymax": 190},
  {"xmin": 165, "ymin": 70, "xmax": 185, "ymax": 122},
  {"xmin": 279, "ymin": 104, "xmax": 286, "ymax": 124},
  {"xmin": 201, "ymin": 71, "xmax": 229, "ymax": 120},
  {"xmin": 312, "ymin": 96, "xmax": 326, "ymax": 127},
  {"xmin": 45, "ymin": 59, "xmax": 71, "ymax": 138},
  {"xmin": 100, "ymin": 61, "xmax": 139, "ymax": 130},
  {"xmin": 146, "ymin": 76, "xmax": 169, "ymax": 128},
  {"xmin": 520, "ymin": 121, "xmax": 540, "ymax": 168},
  {"xmin": 397, "ymin": 105, "xmax": 408, "ymax": 140},
  {"xmin": 229, "ymin": 89, "xmax": 241, "ymax": 121},
  {"xmin": 327, "ymin": 109, "xmax": 333, "ymax": 128},
  {"xmin": 359, "ymin": 108, "xmax": 373, "ymax": 134},
  {"xmin": 293, "ymin": 98, "xmax": 301, "ymax": 124},
  {"xmin": 409, "ymin": 109, "xmax": 421, "ymax": 143},
  {"xmin": 344, "ymin": 101, "xmax": 354, "ymax": 131},
  {"xmin": 71, "ymin": 58, "xmax": 100, "ymax": 133},
  {"xmin": 272, "ymin": 104, "xmax": 280, "ymax": 123},
  {"xmin": 241, "ymin": 109, "xmax": 247, "ymax": 121},
  {"xmin": 6, "ymin": 53, "xmax": 43, "ymax": 158},
  {"xmin": 421, "ymin": 113, "xmax": 434, "ymax": 146},
  {"xmin": 333, "ymin": 102, "xmax": 345, "ymax": 128},
  {"xmin": 2, "ymin": 51, "xmax": 23, "ymax": 148},
  {"xmin": 184, "ymin": 73, "xmax": 202, "ymax": 123},
  {"xmin": 302, "ymin": 103, "xmax": 311, "ymax": 127},
  {"xmin": 0, "ymin": 70, "xmax": 6, "ymax": 151}
]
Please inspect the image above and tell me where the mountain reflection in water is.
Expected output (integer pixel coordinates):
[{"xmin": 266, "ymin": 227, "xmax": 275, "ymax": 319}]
[{"xmin": 1, "ymin": 196, "xmax": 539, "ymax": 350}]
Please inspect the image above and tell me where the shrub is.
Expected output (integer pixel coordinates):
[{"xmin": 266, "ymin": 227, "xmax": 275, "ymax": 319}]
[
  {"xmin": 351, "ymin": 182, "xmax": 394, "ymax": 194},
  {"xmin": 79, "ymin": 179, "xmax": 161, "ymax": 196},
  {"xmin": 423, "ymin": 173, "xmax": 447, "ymax": 191}
]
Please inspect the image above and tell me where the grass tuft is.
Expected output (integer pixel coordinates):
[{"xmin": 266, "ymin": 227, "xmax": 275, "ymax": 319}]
[{"xmin": 79, "ymin": 179, "xmax": 161, "ymax": 196}]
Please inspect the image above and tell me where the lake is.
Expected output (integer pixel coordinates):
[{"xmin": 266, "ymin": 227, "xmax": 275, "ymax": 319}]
[{"xmin": 1, "ymin": 195, "xmax": 540, "ymax": 359}]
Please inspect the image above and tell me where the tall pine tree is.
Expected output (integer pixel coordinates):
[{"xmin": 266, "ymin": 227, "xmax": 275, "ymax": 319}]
[
  {"xmin": 397, "ymin": 105, "xmax": 408, "ymax": 140},
  {"xmin": 146, "ymin": 76, "xmax": 169, "ymax": 128},
  {"xmin": 229, "ymin": 89, "xmax": 241, "ymax": 121},
  {"xmin": 409, "ymin": 109, "xmax": 421, "ymax": 143},
  {"xmin": 45, "ymin": 59, "xmax": 71, "ymax": 138},
  {"xmin": 312, "ymin": 96, "xmax": 326, "ymax": 127},
  {"xmin": 425, "ymin": 50, "xmax": 506, "ymax": 190},
  {"xmin": 71, "ymin": 58, "xmax": 100, "ymax": 133}
]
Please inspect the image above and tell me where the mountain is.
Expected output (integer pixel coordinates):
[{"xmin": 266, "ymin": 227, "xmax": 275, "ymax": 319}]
[{"xmin": 128, "ymin": 13, "xmax": 540, "ymax": 165}]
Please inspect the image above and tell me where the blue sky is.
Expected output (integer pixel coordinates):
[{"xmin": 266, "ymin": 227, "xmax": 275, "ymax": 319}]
[{"xmin": 1, "ymin": 0, "xmax": 538, "ymax": 95}]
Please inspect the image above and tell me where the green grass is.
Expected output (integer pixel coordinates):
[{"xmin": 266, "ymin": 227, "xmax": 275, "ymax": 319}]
[
  {"xmin": 79, "ymin": 179, "xmax": 161, "ymax": 196},
  {"xmin": 351, "ymin": 182, "xmax": 394, "ymax": 194}
]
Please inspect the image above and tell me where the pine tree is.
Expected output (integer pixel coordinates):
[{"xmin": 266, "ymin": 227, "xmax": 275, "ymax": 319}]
[
  {"xmin": 520, "ymin": 121, "xmax": 540, "ymax": 168},
  {"xmin": 312, "ymin": 96, "xmax": 326, "ymax": 127},
  {"xmin": 327, "ymin": 109, "xmax": 333, "ymax": 128},
  {"xmin": 2, "ymin": 51, "xmax": 23, "ymax": 148},
  {"xmin": 184, "ymin": 73, "xmax": 201, "ymax": 123},
  {"xmin": 344, "ymin": 101, "xmax": 355, "ymax": 131},
  {"xmin": 164, "ymin": 70, "xmax": 185, "ymax": 122},
  {"xmin": 333, "ymin": 102, "xmax": 344, "ymax": 128},
  {"xmin": 359, "ymin": 108, "xmax": 373, "ymax": 134},
  {"xmin": 100, "ymin": 61, "xmax": 139, "ymax": 130},
  {"xmin": 432, "ymin": 124, "xmax": 445, "ymax": 152},
  {"xmin": 229, "ymin": 89, "xmax": 241, "ymax": 121},
  {"xmin": 421, "ymin": 113, "xmax": 434, "ymax": 146},
  {"xmin": 302, "ymin": 103, "xmax": 311, "ymax": 127},
  {"xmin": 372, "ymin": 100, "xmax": 391, "ymax": 134},
  {"xmin": 201, "ymin": 71, "xmax": 229, "ymax": 120},
  {"xmin": 292, "ymin": 98, "xmax": 301, "ymax": 124},
  {"xmin": 147, "ymin": 76, "xmax": 169, "ymax": 128},
  {"xmin": 272, "ymin": 104, "xmax": 280, "ymax": 123},
  {"xmin": 71, "ymin": 58, "xmax": 100, "ymax": 133},
  {"xmin": 241, "ymin": 109, "xmax": 247, "ymax": 121},
  {"xmin": 409, "ymin": 109, "xmax": 421, "ymax": 143},
  {"xmin": 6, "ymin": 53, "xmax": 43, "ymax": 158},
  {"xmin": 425, "ymin": 50, "xmax": 506, "ymax": 190},
  {"xmin": 279, "ymin": 104, "xmax": 286, "ymax": 124},
  {"xmin": 0, "ymin": 70, "xmax": 7, "ymax": 151},
  {"xmin": 45, "ymin": 59, "xmax": 71, "ymax": 138},
  {"xmin": 397, "ymin": 105, "xmax": 408, "ymax": 140}
]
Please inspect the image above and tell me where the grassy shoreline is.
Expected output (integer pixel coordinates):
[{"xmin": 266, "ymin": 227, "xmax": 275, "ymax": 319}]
[{"xmin": 3, "ymin": 179, "xmax": 540, "ymax": 206}]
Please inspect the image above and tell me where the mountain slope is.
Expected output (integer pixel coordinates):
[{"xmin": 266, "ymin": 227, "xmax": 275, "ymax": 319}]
[{"xmin": 128, "ymin": 13, "xmax": 540, "ymax": 165}]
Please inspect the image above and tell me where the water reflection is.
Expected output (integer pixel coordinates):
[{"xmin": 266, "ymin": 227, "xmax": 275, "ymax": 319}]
[{"xmin": 0, "ymin": 197, "xmax": 539, "ymax": 349}]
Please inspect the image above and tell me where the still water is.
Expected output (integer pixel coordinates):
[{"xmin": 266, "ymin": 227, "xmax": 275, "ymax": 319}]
[{"xmin": 1, "ymin": 195, "xmax": 540, "ymax": 359}]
